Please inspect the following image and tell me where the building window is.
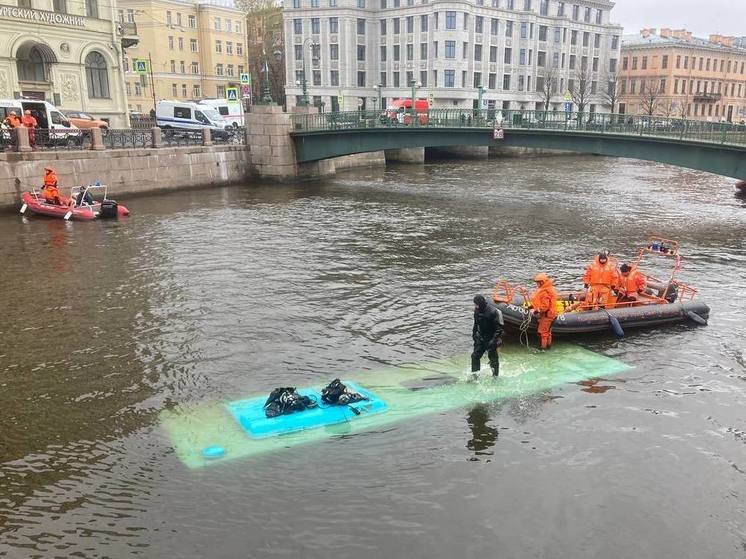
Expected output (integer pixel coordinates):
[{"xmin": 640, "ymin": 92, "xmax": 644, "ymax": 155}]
[
  {"xmin": 227, "ymin": 65, "xmax": 234, "ymax": 77},
  {"xmin": 420, "ymin": 43, "xmax": 427, "ymax": 59},
  {"xmin": 420, "ymin": 70, "xmax": 427, "ymax": 86},
  {"xmin": 421, "ymin": 14, "xmax": 428, "ymax": 32},
  {"xmin": 330, "ymin": 44, "xmax": 339, "ymax": 60},
  {"xmin": 520, "ymin": 22, "xmax": 527, "ymax": 38},
  {"xmin": 583, "ymin": 6, "xmax": 591, "ymax": 21},
  {"xmin": 172, "ymin": 83, "xmax": 177, "ymax": 96},
  {"xmin": 53, "ymin": 0, "xmax": 66, "ymax": 13},
  {"xmin": 169, "ymin": 59, "xmax": 176, "ymax": 73},
  {"xmin": 237, "ymin": 43, "xmax": 243, "ymax": 56},
  {"xmin": 312, "ymin": 70, "xmax": 321, "ymax": 85},
  {"xmin": 86, "ymin": 0, "xmax": 98, "ymax": 18},
  {"xmin": 537, "ymin": 51, "xmax": 545, "ymax": 67},
  {"xmin": 214, "ymin": 17, "xmax": 221, "ymax": 30},
  {"xmin": 572, "ymin": 4, "xmax": 578, "ymax": 20},
  {"xmin": 594, "ymin": 34, "xmax": 600, "ymax": 48},
  {"xmin": 393, "ymin": 18, "xmax": 400, "ymax": 34},
  {"xmin": 662, "ymin": 55, "xmax": 668, "ymax": 69},
  {"xmin": 538, "ymin": 25, "xmax": 547, "ymax": 41},
  {"xmin": 474, "ymin": 72, "xmax": 481, "ymax": 87},
  {"xmin": 523, "ymin": 0, "xmax": 531, "ymax": 10},
  {"xmin": 475, "ymin": 16, "xmax": 483, "ymax": 34},
  {"xmin": 312, "ymin": 18, "xmax": 320, "ymax": 34},
  {"xmin": 445, "ymin": 41, "xmax": 455, "ymax": 58},
  {"xmin": 557, "ymin": 1, "xmax": 564, "ymax": 16},
  {"xmin": 611, "ymin": 35, "xmax": 619, "ymax": 50},
  {"xmin": 379, "ymin": 72, "xmax": 386, "ymax": 86},
  {"xmin": 489, "ymin": 46, "xmax": 497, "ymax": 62},
  {"xmin": 539, "ymin": 0, "xmax": 548, "ymax": 15},
  {"xmin": 178, "ymin": 37, "xmax": 183, "ymax": 51},
  {"xmin": 357, "ymin": 45, "xmax": 366, "ymax": 61},
  {"xmin": 190, "ymin": 39, "xmax": 198, "ymax": 52},
  {"xmin": 582, "ymin": 32, "xmax": 588, "ymax": 47},
  {"xmin": 177, "ymin": 13, "xmax": 182, "ymax": 26},
  {"xmin": 126, "ymin": 82, "xmax": 131, "ymax": 96},
  {"xmin": 331, "ymin": 17, "xmax": 339, "ymax": 33},
  {"xmin": 463, "ymin": 13, "xmax": 468, "ymax": 30},
  {"xmin": 488, "ymin": 73, "xmax": 496, "ymax": 88},
  {"xmin": 503, "ymin": 74, "xmax": 510, "ymax": 90},
  {"xmin": 215, "ymin": 40, "xmax": 222, "ymax": 53},
  {"xmin": 193, "ymin": 85, "xmax": 201, "ymax": 98},
  {"xmin": 519, "ymin": 49, "xmax": 526, "ymax": 65},
  {"xmin": 295, "ymin": 44, "xmax": 303, "ymax": 60},
  {"xmin": 217, "ymin": 85, "xmax": 226, "ymax": 97},
  {"xmin": 444, "ymin": 69, "xmax": 455, "ymax": 87},
  {"xmin": 85, "ymin": 51, "xmax": 110, "ymax": 98},
  {"xmin": 357, "ymin": 18, "xmax": 365, "ymax": 34},
  {"xmin": 179, "ymin": 60, "xmax": 185, "ymax": 73},
  {"xmin": 505, "ymin": 21, "xmax": 512, "ymax": 37},
  {"xmin": 393, "ymin": 72, "xmax": 400, "ymax": 86},
  {"xmin": 446, "ymin": 11, "xmax": 456, "ymax": 29},
  {"xmin": 641, "ymin": 56, "xmax": 647, "ymax": 70},
  {"xmin": 380, "ymin": 46, "xmax": 387, "ymax": 61},
  {"xmin": 407, "ymin": 15, "xmax": 413, "ymax": 32},
  {"xmin": 216, "ymin": 64, "xmax": 223, "ymax": 76},
  {"xmin": 189, "ymin": 15, "xmax": 196, "ymax": 28},
  {"xmin": 504, "ymin": 47, "xmax": 512, "ymax": 64},
  {"xmin": 491, "ymin": 18, "xmax": 498, "ymax": 35},
  {"xmin": 474, "ymin": 44, "xmax": 482, "ymax": 61},
  {"xmin": 331, "ymin": 70, "xmax": 339, "ymax": 86},
  {"xmin": 406, "ymin": 43, "xmax": 413, "ymax": 60},
  {"xmin": 294, "ymin": 19, "xmax": 302, "ymax": 34},
  {"xmin": 357, "ymin": 71, "xmax": 366, "ymax": 86},
  {"xmin": 191, "ymin": 62, "xmax": 199, "ymax": 74},
  {"xmin": 609, "ymin": 58, "xmax": 616, "ymax": 73},
  {"xmin": 518, "ymin": 75, "xmax": 524, "ymax": 91},
  {"xmin": 135, "ymin": 82, "xmax": 142, "ymax": 96},
  {"xmin": 592, "ymin": 57, "xmax": 598, "ymax": 71},
  {"xmin": 596, "ymin": 9, "xmax": 602, "ymax": 23},
  {"xmin": 236, "ymin": 21, "xmax": 241, "ymax": 33},
  {"xmin": 393, "ymin": 45, "xmax": 400, "ymax": 61},
  {"xmin": 358, "ymin": 0, "xmax": 365, "ymax": 6},
  {"xmin": 17, "ymin": 46, "xmax": 49, "ymax": 82},
  {"xmin": 181, "ymin": 84, "xmax": 186, "ymax": 97}
]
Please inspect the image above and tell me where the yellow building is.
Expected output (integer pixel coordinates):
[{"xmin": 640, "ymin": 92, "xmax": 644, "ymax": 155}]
[
  {"xmin": 0, "ymin": 0, "xmax": 131, "ymax": 126},
  {"xmin": 118, "ymin": 0, "xmax": 249, "ymax": 114}
]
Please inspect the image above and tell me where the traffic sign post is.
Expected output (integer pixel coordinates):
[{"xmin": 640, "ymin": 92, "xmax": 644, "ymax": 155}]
[
  {"xmin": 564, "ymin": 101, "xmax": 573, "ymax": 113},
  {"xmin": 239, "ymin": 73, "xmax": 250, "ymax": 85},
  {"xmin": 492, "ymin": 126, "xmax": 504, "ymax": 140},
  {"xmin": 226, "ymin": 87, "xmax": 239, "ymax": 103},
  {"xmin": 134, "ymin": 59, "xmax": 149, "ymax": 74}
]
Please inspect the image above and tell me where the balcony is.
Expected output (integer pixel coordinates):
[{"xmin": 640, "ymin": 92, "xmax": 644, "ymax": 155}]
[
  {"xmin": 693, "ymin": 92, "xmax": 721, "ymax": 103},
  {"xmin": 118, "ymin": 22, "xmax": 139, "ymax": 50}
]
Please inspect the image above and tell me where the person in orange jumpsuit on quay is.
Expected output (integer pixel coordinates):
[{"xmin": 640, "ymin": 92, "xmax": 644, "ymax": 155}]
[
  {"xmin": 582, "ymin": 252, "xmax": 619, "ymax": 310},
  {"xmin": 42, "ymin": 167, "xmax": 70, "ymax": 206},
  {"xmin": 617, "ymin": 263, "xmax": 647, "ymax": 304},
  {"xmin": 21, "ymin": 110, "xmax": 38, "ymax": 147},
  {"xmin": 530, "ymin": 273, "xmax": 558, "ymax": 349}
]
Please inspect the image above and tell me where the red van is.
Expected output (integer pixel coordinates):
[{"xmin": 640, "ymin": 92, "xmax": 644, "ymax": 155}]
[{"xmin": 383, "ymin": 98, "xmax": 429, "ymax": 125}]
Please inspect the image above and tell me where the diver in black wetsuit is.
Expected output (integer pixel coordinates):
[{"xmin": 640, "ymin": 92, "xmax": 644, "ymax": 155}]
[{"xmin": 472, "ymin": 294, "xmax": 504, "ymax": 377}]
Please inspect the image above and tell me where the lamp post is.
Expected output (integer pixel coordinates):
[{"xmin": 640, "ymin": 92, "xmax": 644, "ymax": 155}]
[
  {"xmin": 409, "ymin": 80, "xmax": 421, "ymax": 122},
  {"xmin": 260, "ymin": 52, "xmax": 273, "ymax": 104},
  {"xmin": 477, "ymin": 85, "xmax": 485, "ymax": 121},
  {"xmin": 374, "ymin": 83, "xmax": 383, "ymax": 112},
  {"xmin": 297, "ymin": 38, "xmax": 317, "ymax": 107}
]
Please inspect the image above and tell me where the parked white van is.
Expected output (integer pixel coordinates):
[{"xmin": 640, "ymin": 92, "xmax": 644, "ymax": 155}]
[
  {"xmin": 155, "ymin": 100, "xmax": 229, "ymax": 138},
  {"xmin": 0, "ymin": 98, "xmax": 82, "ymax": 146},
  {"xmin": 197, "ymin": 99, "xmax": 244, "ymax": 128}
]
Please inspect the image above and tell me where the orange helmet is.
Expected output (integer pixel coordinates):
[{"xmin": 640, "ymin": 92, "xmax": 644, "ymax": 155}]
[
  {"xmin": 534, "ymin": 273, "xmax": 549, "ymax": 283},
  {"xmin": 44, "ymin": 167, "xmax": 54, "ymax": 172}
]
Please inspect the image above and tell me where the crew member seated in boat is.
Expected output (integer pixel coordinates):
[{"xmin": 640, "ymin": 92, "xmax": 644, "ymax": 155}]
[
  {"xmin": 617, "ymin": 264, "xmax": 647, "ymax": 304},
  {"xmin": 582, "ymin": 252, "xmax": 619, "ymax": 310},
  {"xmin": 41, "ymin": 167, "xmax": 71, "ymax": 206},
  {"xmin": 472, "ymin": 294, "xmax": 504, "ymax": 377},
  {"xmin": 75, "ymin": 187, "xmax": 94, "ymax": 207},
  {"xmin": 530, "ymin": 273, "xmax": 558, "ymax": 349}
]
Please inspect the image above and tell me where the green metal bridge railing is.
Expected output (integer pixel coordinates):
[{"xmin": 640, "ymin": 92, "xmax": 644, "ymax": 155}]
[{"xmin": 289, "ymin": 109, "xmax": 746, "ymax": 147}]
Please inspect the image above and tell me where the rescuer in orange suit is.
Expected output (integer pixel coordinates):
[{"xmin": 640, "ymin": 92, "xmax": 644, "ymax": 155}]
[
  {"xmin": 617, "ymin": 263, "xmax": 647, "ymax": 304},
  {"xmin": 22, "ymin": 110, "xmax": 38, "ymax": 147},
  {"xmin": 530, "ymin": 273, "xmax": 558, "ymax": 349},
  {"xmin": 42, "ymin": 167, "xmax": 70, "ymax": 206},
  {"xmin": 582, "ymin": 252, "xmax": 619, "ymax": 310}
]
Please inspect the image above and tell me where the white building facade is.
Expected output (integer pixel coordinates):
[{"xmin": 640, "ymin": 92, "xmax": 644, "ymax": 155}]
[
  {"xmin": 0, "ymin": 0, "xmax": 132, "ymax": 126},
  {"xmin": 283, "ymin": 0, "xmax": 622, "ymax": 112}
]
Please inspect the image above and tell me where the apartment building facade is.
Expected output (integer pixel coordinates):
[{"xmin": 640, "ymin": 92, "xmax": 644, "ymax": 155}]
[
  {"xmin": 282, "ymin": 0, "xmax": 622, "ymax": 112},
  {"xmin": 0, "ymin": 0, "xmax": 130, "ymax": 125},
  {"xmin": 118, "ymin": 0, "xmax": 249, "ymax": 114},
  {"xmin": 620, "ymin": 28, "xmax": 746, "ymax": 122}
]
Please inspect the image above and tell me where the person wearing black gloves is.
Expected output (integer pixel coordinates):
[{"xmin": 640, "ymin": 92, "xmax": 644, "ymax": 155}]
[{"xmin": 472, "ymin": 294, "xmax": 504, "ymax": 377}]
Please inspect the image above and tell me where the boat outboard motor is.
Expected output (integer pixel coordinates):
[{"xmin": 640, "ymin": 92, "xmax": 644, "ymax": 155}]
[{"xmin": 99, "ymin": 199, "xmax": 119, "ymax": 219}]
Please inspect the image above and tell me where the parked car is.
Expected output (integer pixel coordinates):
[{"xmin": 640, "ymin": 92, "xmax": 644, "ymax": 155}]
[{"xmin": 64, "ymin": 111, "xmax": 109, "ymax": 130}]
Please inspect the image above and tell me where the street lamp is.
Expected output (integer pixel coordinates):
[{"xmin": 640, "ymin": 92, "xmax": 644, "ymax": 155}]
[
  {"xmin": 297, "ymin": 38, "xmax": 317, "ymax": 107},
  {"xmin": 373, "ymin": 83, "xmax": 383, "ymax": 112},
  {"xmin": 260, "ymin": 52, "xmax": 273, "ymax": 104},
  {"xmin": 409, "ymin": 80, "xmax": 422, "ymax": 122},
  {"xmin": 477, "ymin": 85, "xmax": 485, "ymax": 121}
]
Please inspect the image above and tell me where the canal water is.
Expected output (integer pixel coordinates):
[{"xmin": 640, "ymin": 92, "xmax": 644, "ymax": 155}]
[{"xmin": 0, "ymin": 155, "xmax": 744, "ymax": 558}]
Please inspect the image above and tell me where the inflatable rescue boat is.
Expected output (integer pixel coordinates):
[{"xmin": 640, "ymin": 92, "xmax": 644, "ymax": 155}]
[
  {"xmin": 20, "ymin": 184, "xmax": 129, "ymax": 221},
  {"xmin": 492, "ymin": 238, "xmax": 710, "ymax": 338}
]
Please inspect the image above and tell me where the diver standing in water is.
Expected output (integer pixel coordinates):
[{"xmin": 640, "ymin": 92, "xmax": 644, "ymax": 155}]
[{"xmin": 472, "ymin": 295, "xmax": 504, "ymax": 377}]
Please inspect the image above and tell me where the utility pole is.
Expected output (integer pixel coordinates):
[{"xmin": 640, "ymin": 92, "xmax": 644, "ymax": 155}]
[{"xmin": 148, "ymin": 52, "xmax": 156, "ymax": 113}]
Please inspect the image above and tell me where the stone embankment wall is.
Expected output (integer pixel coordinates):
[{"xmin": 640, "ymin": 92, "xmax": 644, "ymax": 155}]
[{"xmin": 0, "ymin": 145, "xmax": 249, "ymax": 209}]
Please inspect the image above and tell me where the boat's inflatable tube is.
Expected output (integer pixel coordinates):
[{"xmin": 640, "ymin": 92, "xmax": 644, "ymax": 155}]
[
  {"xmin": 20, "ymin": 191, "xmax": 130, "ymax": 221},
  {"xmin": 495, "ymin": 295, "xmax": 710, "ymax": 335}
]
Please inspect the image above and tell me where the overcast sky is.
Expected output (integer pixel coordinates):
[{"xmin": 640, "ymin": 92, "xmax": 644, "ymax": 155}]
[{"xmin": 612, "ymin": 0, "xmax": 746, "ymax": 38}]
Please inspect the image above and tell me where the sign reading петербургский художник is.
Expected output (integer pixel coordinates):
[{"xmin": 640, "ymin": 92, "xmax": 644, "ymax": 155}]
[{"xmin": 0, "ymin": 5, "xmax": 85, "ymax": 26}]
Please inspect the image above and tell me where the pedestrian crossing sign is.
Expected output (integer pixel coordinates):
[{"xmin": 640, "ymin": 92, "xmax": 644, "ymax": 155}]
[
  {"xmin": 134, "ymin": 59, "xmax": 149, "ymax": 74},
  {"xmin": 240, "ymin": 73, "xmax": 250, "ymax": 85},
  {"xmin": 226, "ymin": 87, "xmax": 239, "ymax": 102}
]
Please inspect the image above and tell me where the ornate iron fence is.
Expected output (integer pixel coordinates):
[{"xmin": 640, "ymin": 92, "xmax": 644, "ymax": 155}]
[
  {"xmin": 289, "ymin": 109, "xmax": 746, "ymax": 147},
  {"xmin": 161, "ymin": 128, "xmax": 204, "ymax": 147},
  {"xmin": 104, "ymin": 128, "xmax": 152, "ymax": 149},
  {"xmin": 31, "ymin": 128, "xmax": 93, "ymax": 151}
]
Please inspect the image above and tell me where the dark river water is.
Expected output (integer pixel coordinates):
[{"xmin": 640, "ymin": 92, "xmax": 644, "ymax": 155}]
[{"xmin": 1, "ymin": 155, "xmax": 745, "ymax": 558}]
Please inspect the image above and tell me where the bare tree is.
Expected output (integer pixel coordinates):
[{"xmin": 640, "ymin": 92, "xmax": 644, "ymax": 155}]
[
  {"xmin": 659, "ymin": 98, "xmax": 679, "ymax": 118},
  {"xmin": 639, "ymin": 79, "xmax": 663, "ymax": 116},
  {"xmin": 235, "ymin": 2, "xmax": 286, "ymax": 104},
  {"xmin": 537, "ymin": 66, "xmax": 559, "ymax": 113},
  {"xmin": 601, "ymin": 73, "xmax": 620, "ymax": 114},
  {"xmin": 569, "ymin": 64, "xmax": 593, "ymax": 115}
]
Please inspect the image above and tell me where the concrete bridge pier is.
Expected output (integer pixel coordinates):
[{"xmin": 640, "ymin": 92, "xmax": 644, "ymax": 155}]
[
  {"xmin": 426, "ymin": 146, "xmax": 489, "ymax": 160},
  {"xmin": 384, "ymin": 147, "xmax": 425, "ymax": 164},
  {"xmin": 246, "ymin": 105, "xmax": 335, "ymax": 180}
]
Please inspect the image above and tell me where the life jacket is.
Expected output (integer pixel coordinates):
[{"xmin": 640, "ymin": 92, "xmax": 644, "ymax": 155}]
[
  {"xmin": 5, "ymin": 115, "xmax": 21, "ymax": 128},
  {"xmin": 263, "ymin": 387, "xmax": 317, "ymax": 418},
  {"xmin": 531, "ymin": 279, "xmax": 559, "ymax": 319},
  {"xmin": 43, "ymin": 172, "xmax": 58, "ymax": 189},
  {"xmin": 620, "ymin": 269, "xmax": 646, "ymax": 294},
  {"xmin": 583, "ymin": 256, "xmax": 619, "ymax": 287},
  {"xmin": 21, "ymin": 115, "xmax": 37, "ymax": 128},
  {"xmin": 321, "ymin": 379, "xmax": 367, "ymax": 405}
]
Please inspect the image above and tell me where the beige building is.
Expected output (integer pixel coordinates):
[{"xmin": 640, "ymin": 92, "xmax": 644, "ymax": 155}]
[
  {"xmin": 620, "ymin": 28, "xmax": 746, "ymax": 122},
  {"xmin": 0, "ymin": 0, "xmax": 132, "ymax": 126},
  {"xmin": 119, "ymin": 0, "xmax": 249, "ymax": 114}
]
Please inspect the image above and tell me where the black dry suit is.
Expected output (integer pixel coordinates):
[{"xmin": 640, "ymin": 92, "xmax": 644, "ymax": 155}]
[{"xmin": 472, "ymin": 296, "xmax": 504, "ymax": 375}]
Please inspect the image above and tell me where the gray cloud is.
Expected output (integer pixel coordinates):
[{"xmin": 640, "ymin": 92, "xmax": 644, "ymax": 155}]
[{"xmin": 612, "ymin": 0, "xmax": 746, "ymax": 38}]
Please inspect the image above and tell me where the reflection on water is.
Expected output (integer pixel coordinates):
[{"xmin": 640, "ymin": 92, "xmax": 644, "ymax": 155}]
[{"xmin": 1, "ymin": 155, "xmax": 745, "ymax": 558}]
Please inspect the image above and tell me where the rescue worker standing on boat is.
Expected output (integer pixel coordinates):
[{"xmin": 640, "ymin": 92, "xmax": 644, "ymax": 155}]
[
  {"xmin": 41, "ymin": 167, "xmax": 69, "ymax": 206},
  {"xmin": 617, "ymin": 263, "xmax": 647, "ymax": 304},
  {"xmin": 530, "ymin": 273, "xmax": 558, "ymax": 349},
  {"xmin": 582, "ymin": 252, "xmax": 619, "ymax": 310},
  {"xmin": 472, "ymin": 294, "xmax": 504, "ymax": 377}
]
